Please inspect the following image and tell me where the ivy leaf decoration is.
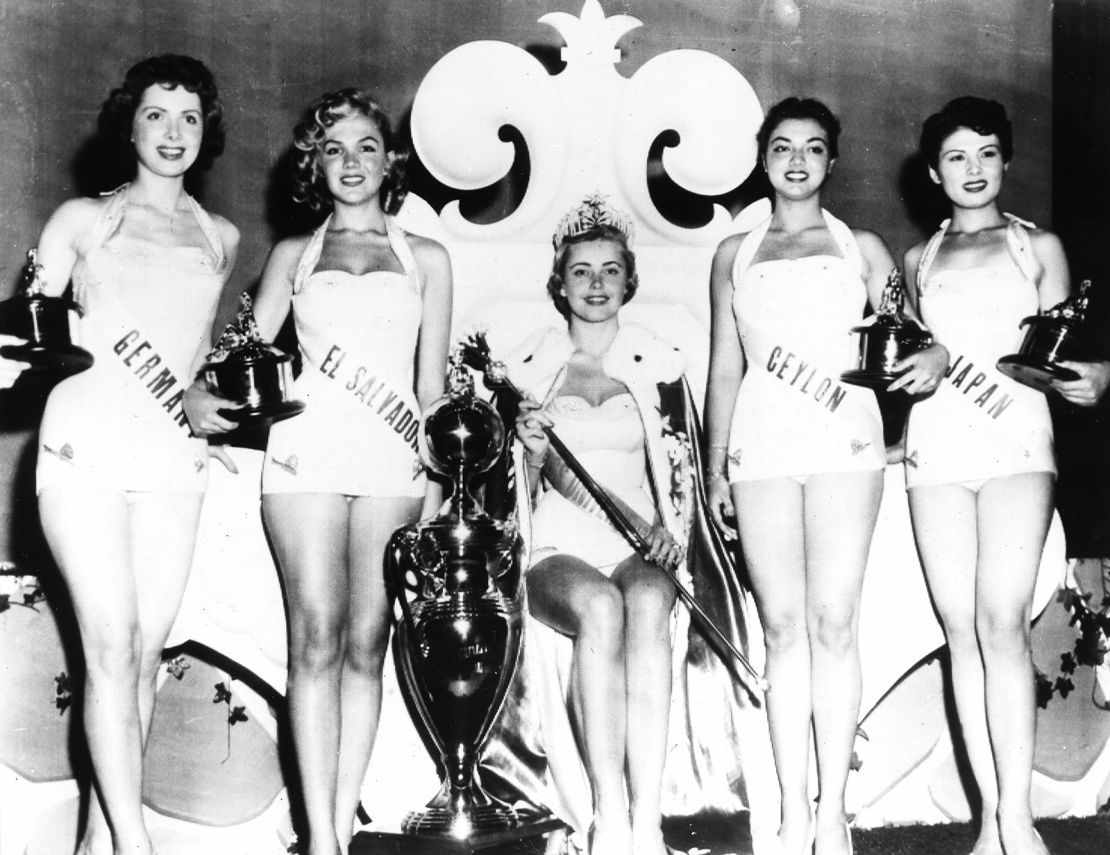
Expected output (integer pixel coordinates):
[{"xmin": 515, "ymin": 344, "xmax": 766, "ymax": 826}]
[
  {"xmin": 1034, "ymin": 669, "xmax": 1054, "ymax": 709},
  {"xmin": 1054, "ymin": 675, "xmax": 1075, "ymax": 699},
  {"xmin": 1060, "ymin": 650, "xmax": 1078, "ymax": 675},
  {"xmin": 55, "ymin": 671, "xmax": 73, "ymax": 715},
  {"xmin": 166, "ymin": 655, "xmax": 190, "ymax": 680},
  {"xmin": 228, "ymin": 705, "xmax": 248, "ymax": 726},
  {"xmin": 213, "ymin": 682, "xmax": 232, "ymax": 705}
]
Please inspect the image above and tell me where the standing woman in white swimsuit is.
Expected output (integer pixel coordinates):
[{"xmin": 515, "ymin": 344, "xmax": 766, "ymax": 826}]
[
  {"xmin": 903, "ymin": 97, "xmax": 1069, "ymax": 855},
  {"xmin": 704, "ymin": 98, "xmax": 947, "ymax": 855},
  {"xmin": 31, "ymin": 55, "xmax": 239, "ymax": 855},
  {"xmin": 248, "ymin": 89, "xmax": 452, "ymax": 855}
]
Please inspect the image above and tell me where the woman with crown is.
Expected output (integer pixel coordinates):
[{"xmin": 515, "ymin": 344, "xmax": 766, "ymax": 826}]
[
  {"xmin": 704, "ymin": 97, "xmax": 948, "ymax": 855},
  {"xmin": 507, "ymin": 195, "xmax": 746, "ymax": 855}
]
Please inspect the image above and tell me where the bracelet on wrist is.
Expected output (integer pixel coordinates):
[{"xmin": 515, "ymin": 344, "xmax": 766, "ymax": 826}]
[
  {"xmin": 706, "ymin": 469, "xmax": 727, "ymax": 481},
  {"xmin": 525, "ymin": 451, "xmax": 547, "ymax": 468}
]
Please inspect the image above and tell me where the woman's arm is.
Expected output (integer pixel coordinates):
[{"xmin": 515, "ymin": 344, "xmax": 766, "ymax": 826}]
[
  {"xmin": 34, "ymin": 197, "xmax": 101, "ymax": 297},
  {"xmin": 704, "ymin": 234, "xmax": 745, "ymax": 539},
  {"xmin": 412, "ymin": 235, "xmax": 454, "ymax": 518},
  {"xmin": 1032, "ymin": 229, "xmax": 1072, "ymax": 311}
]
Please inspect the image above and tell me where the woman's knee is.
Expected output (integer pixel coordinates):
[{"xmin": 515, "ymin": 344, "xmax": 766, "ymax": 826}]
[
  {"xmin": 344, "ymin": 618, "xmax": 390, "ymax": 675},
  {"xmin": 975, "ymin": 607, "xmax": 1031, "ymax": 656},
  {"xmin": 807, "ymin": 606, "xmax": 858, "ymax": 657},
  {"xmin": 623, "ymin": 576, "xmax": 675, "ymax": 628},
  {"xmin": 83, "ymin": 622, "xmax": 143, "ymax": 681},
  {"xmin": 288, "ymin": 611, "xmax": 345, "ymax": 673},
  {"xmin": 578, "ymin": 583, "xmax": 625, "ymax": 644}
]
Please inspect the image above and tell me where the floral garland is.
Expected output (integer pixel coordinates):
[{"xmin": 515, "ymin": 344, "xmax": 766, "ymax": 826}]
[
  {"xmin": 659, "ymin": 411, "xmax": 695, "ymax": 532},
  {"xmin": 1035, "ymin": 578, "xmax": 1110, "ymax": 707}
]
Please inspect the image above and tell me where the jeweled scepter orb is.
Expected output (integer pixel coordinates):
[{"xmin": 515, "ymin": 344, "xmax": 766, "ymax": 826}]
[{"xmin": 383, "ymin": 347, "xmax": 533, "ymax": 838}]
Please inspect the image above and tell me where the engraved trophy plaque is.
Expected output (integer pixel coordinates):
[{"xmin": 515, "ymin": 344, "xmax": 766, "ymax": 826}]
[
  {"xmin": 199, "ymin": 293, "xmax": 304, "ymax": 429},
  {"xmin": 997, "ymin": 280, "xmax": 1092, "ymax": 391},
  {"xmin": 0, "ymin": 249, "xmax": 93, "ymax": 376},
  {"xmin": 355, "ymin": 350, "xmax": 556, "ymax": 854},
  {"xmin": 842, "ymin": 267, "xmax": 933, "ymax": 390}
]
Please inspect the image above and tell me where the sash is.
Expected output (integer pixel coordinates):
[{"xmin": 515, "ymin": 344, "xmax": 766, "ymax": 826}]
[
  {"xmin": 80, "ymin": 187, "xmax": 225, "ymax": 438},
  {"xmin": 308, "ymin": 341, "xmax": 423, "ymax": 457},
  {"xmin": 914, "ymin": 214, "xmax": 1042, "ymax": 429},
  {"xmin": 292, "ymin": 216, "xmax": 425, "ymax": 460}
]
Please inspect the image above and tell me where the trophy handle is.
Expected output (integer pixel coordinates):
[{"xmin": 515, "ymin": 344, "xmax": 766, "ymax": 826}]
[{"xmin": 385, "ymin": 528, "xmax": 447, "ymax": 761}]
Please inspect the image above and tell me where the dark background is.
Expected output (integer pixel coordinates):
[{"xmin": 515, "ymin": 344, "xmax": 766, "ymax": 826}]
[{"xmin": 1, "ymin": 0, "xmax": 1105, "ymax": 560}]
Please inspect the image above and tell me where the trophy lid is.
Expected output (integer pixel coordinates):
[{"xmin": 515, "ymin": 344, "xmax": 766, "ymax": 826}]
[{"xmin": 203, "ymin": 293, "xmax": 288, "ymax": 366}]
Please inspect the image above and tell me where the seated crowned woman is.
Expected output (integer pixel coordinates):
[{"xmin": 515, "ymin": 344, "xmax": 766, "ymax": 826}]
[{"xmin": 507, "ymin": 196, "xmax": 742, "ymax": 855}]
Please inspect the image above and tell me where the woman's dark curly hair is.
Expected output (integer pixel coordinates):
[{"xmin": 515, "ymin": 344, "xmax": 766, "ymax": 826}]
[
  {"xmin": 546, "ymin": 225, "xmax": 638, "ymax": 320},
  {"xmin": 756, "ymin": 97, "xmax": 841, "ymax": 160},
  {"xmin": 291, "ymin": 88, "xmax": 407, "ymax": 215},
  {"xmin": 98, "ymin": 54, "xmax": 224, "ymax": 173},
  {"xmin": 920, "ymin": 96, "xmax": 1013, "ymax": 169}
]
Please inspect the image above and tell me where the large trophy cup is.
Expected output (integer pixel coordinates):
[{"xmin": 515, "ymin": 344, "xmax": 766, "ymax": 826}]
[
  {"xmin": 354, "ymin": 350, "xmax": 556, "ymax": 854},
  {"xmin": 0, "ymin": 249, "xmax": 93, "ymax": 376},
  {"xmin": 998, "ymin": 279, "xmax": 1092, "ymax": 391}
]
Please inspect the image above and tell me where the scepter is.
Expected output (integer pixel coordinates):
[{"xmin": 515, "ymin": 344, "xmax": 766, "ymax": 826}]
[{"xmin": 457, "ymin": 332, "xmax": 768, "ymax": 696}]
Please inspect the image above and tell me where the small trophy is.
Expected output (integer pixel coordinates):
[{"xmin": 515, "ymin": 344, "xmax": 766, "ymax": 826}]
[
  {"xmin": 841, "ymin": 267, "xmax": 933, "ymax": 391},
  {"xmin": 0, "ymin": 249, "xmax": 93, "ymax": 376},
  {"xmin": 199, "ymin": 293, "xmax": 304, "ymax": 429},
  {"xmin": 357, "ymin": 351, "xmax": 556, "ymax": 852},
  {"xmin": 997, "ymin": 280, "xmax": 1092, "ymax": 391}
]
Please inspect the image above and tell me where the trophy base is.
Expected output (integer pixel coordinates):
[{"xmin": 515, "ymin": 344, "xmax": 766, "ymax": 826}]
[
  {"xmin": 0, "ymin": 342, "xmax": 94, "ymax": 377},
  {"xmin": 218, "ymin": 399, "xmax": 305, "ymax": 430},
  {"xmin": 997, "ymin": 354, "xmax": 1080, "ymax": 391},
  {"xmin": 350, "ymin": 814, "xmax": 565, "ymax": 854},
  {"xmin": 840, "ymin": 369, "xmax": 905, "ymax": 391}
]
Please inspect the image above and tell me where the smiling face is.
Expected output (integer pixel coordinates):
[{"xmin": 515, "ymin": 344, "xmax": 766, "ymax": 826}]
[
  {"xmin": 930, "ymin": 127, "xmax": 1007, "ymax": 209},
  {"xmin": 131, "ymin": 84, "xmax": 204, "ymax": 178},
  {"xmin": 559, "ymin": 239, "xmax": 631, "ymax": 325},
  {"xmin": 318, "ymin": 111, "xmax": 390, "ymax": 207},
  {"xmin": 763, "ymin": 117, "xmax": 834, "ymax": 200}
]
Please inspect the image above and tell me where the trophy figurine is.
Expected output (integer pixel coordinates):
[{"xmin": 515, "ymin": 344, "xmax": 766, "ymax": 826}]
[
  {"xmin": 199, "ymin": 293, "xmax": 304, "ymax": 429},
  {"xmin": 842, "ymin": 267, "xmax": 933, "ymax": 390},
  {"xmin": 997, "ymin": 280, "xmax": 1092, "ymax": 390},
  {"xmin": 0, "ymin": 249, "xmax": 93, "ymax": 376},
  {"xmin": 358, "ymin": 349, "xmax": 556, "ymax": 853}
]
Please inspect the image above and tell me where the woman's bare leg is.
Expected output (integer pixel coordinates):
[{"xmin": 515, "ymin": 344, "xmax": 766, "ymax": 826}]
[
  {"xmin": 40, "ymin": 487, "xmax": 201, "ymax": 855},
  {"xmin": 803, "ymin": 470, "xmax": 882, "ymax": 855},
  {"xmin": 612, "ymin": 556, "xmax": 677, "ymax": 855},
  {"xmin": 976, "ymin": 474, "xmax": 1052, "ymax": 855},
  {"xmin": 910, "ymin": 483, "xmax": 1000, "ymax": 855},
  {"xmin": 333, "ymin": 496, "xmax": 420, "ymax": 849},
  {"xmin": 733, "ymin": 478, "xmax": 812, "ymax": 855},
  {"xmin": 264, "ymin": 494, "xmax": 350, "ymax": 855},
  {"xmin": 528, "ymin": 555, "xmax": 629, "ymax": 855}
]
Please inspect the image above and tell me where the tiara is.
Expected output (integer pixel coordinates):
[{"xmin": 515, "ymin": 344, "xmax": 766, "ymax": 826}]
[{"xmin": 552, "ymin": 193, "xmax": 635, "ymax": 248}]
